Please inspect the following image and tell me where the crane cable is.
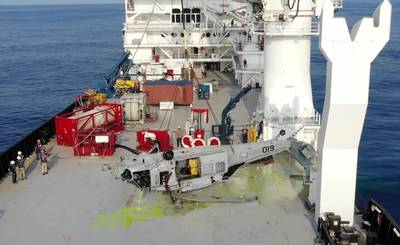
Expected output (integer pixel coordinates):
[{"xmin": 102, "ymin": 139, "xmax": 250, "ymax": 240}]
[
  {"xmin": 123, "ymin": 1, "xmax": 157, "ymax": 76},
  {"xmin": 287, "ymin": 0, "xmax": 301, "ymax": 20},
  {"xmin": 293, "ymin": 0, "xmax": 301, "ymax": 19},
  {"xmin": 158, "ymin": 84, "xmax": 179, "ymax": 130},
  {"xmin": 287, "ymin": 0, "xmax": 296, "ymax": 10}
]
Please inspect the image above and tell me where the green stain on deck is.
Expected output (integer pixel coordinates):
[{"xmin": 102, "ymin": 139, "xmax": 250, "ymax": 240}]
[
  {"xmin": 92, "ymin": 191, "xmax": 211, "ymax": 230},
  {"xmin": 92, "ymin": 205, "xmax": 167, "ymax": 229},
  {"xmin": 93, "ymin": 154, "xmax": 308, "ymax": 230}
]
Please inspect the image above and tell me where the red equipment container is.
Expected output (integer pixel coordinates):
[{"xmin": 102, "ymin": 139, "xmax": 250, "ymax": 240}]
[
  {"xmin": 55, "ymin": 103, "xmax": 123, "ymax": 146},
  {"xmin": 194, "ymin": 128, "xmax": 205, "ymax": 140},
  {"xmin": 73, "ymin": 129, "xmax": 117, "ymax": 156},
  {"xmin": 136, "ymin": 129, "xmax": 173, "ymax": 152},
  {"xmin": 143, "ymin": 80, "xmax": 193, "ymax": 105},
  {"xmin": 166, "ymin": 69, "xmax": 174, "ymax": 76}
]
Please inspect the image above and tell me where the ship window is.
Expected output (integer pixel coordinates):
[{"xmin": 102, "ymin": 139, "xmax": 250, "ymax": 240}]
[
  {"xmin": 191, "ymin": 8, "xmax": 201, "ymax": 23},
  {"xmin": 172, "ymin": 8, "xmax": 181, "ymax": 23},
  {"xmin": 183, "ymin": 8, "xmax": 191, "ymax": 23},
  {"xmin": 180, "ymin": 33, "xmax": 184, "ymax": 38}
]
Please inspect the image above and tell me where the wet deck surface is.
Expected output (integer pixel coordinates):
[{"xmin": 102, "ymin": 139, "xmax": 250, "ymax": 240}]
[{"xmin": 0, "ymin": 71, "xmax": 317, "ymax": 245}]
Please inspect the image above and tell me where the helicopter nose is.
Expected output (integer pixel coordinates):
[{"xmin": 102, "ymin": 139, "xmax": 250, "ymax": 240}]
[{"xmin": 121, "ymin": 169, "xmax": 132, "ymax": 180}]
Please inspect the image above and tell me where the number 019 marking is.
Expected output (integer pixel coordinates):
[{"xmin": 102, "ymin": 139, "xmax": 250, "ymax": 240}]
[{"xmin": 263, "ymin": 145, "xmax": 275, "ymax": 153}]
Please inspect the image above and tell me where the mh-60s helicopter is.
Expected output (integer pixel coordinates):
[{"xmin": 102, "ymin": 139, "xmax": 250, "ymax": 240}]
[{"xmin": 118, "ymin": 130, "xmax": 315, "ymax": 193}]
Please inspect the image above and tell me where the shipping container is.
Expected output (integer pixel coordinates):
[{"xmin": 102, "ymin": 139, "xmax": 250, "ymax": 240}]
[{"xmin": 142, "ymin": 80, "xmax": 193, "ymax": 105}]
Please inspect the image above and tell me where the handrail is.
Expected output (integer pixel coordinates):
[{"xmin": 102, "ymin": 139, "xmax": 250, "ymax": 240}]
[
  {"xmin": 0, "ymin": 102, "xmax": 77, "ymax": 179},
  {"xmin": 363, "ymin": 199, "xmax": 400, "ymax": 245},
  {"xmin": 252, "ymin": 20, "xmax": 320, "ymax": 36}
]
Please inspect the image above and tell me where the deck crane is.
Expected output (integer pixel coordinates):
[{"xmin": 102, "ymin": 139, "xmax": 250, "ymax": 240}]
[{"xmin": 212, "ymin": 85, "xmax": 253, "ymax": 144}]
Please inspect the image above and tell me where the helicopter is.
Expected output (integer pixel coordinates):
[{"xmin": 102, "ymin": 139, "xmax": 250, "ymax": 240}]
[{"xmin": 119, "ymin": 131, "xmax": 315, "ymax": 192}]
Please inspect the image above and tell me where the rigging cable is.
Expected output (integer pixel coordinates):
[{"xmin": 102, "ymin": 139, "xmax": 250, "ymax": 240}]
[
  {"xmin": 292, "ymin": 0, "xmax": 301, "ymax": 20},
  {"xmin": 158, "ymin": 84, "xmax": 179, "ymax": 130},
  {"xmin": 287, "ymin": 0, "xmax": 296, "ymax": 10},
  {"xmin": 286, "ymin": 0, "xmax": 301, "ymax": 21},
  {"xmin": 123, "ymin": 1, "xmax": 157, "ymax": 77}
]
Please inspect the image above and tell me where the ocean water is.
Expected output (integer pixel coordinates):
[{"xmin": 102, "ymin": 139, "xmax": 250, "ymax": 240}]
[{"xmin": 0, "ymin": 2, "xmax": 399, "ymax": 220}]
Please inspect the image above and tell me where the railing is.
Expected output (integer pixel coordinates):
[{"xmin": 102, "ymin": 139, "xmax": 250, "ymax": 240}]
[
  {"xmin": 363, "ymin": 199, "xmax": 400, "ymax": 245},
  {"xmin": 0, "ymin": 102, "xmax": 77, "ymax": 179},
  {"xmin": 125, "ymin": 22, "xmax": 215, "ymax": 31},
  {"xmin": 265, "ymin": 110, "xmax": 321, "ymax": 126},
  {"xmin": 127, "ymin": 39, "xmax": 233, "ymax": 48},
  {"xmin": 170, "ymin": 53, "xmax": 232, "ymax": 60},
  {"xmin": 252, "ymin": 20, "xmax": 320, "ymax": 36}
]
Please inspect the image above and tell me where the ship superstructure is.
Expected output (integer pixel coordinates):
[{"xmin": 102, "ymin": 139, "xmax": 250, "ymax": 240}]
[
  {"xmin": 122, "ymin": 0, "xmax": 343, "ymax": 149},
  {"xmin": 121, "ymin": 0, "xmax": 345, "ymax": 212}
]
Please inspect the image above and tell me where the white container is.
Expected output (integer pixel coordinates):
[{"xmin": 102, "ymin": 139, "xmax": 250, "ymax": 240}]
[{"xmin": 120, "ymin": 93, "xmax": 147, "ymax": 123}]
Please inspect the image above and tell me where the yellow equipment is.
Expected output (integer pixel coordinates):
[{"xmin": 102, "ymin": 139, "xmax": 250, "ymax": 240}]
[
  {"xmin": 248, "ymin": 124, "xmax": 257, "ymax": 143},
  {"xmin": 83, "ymin": 89, "xmax": 107, "ymax": 104},
  {"xmin": 115, "ymin": 79, "xmax": 138, "ymax": 89},
  {"xmin": 188, "ymin": 158, "xmax": 199, "ymax": 176},
  {"xmin": 94, "ymin": 93, "xmax": 107, "ymax": 104},
  {"xmin": 83, "ymin": 89, "xmax": 108, "ymax": 104}
]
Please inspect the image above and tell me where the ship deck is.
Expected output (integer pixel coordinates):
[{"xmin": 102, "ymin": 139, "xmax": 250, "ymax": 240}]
[{"xmin": 0, "ymin": 71, "xmax": 317, "ymax": 245}]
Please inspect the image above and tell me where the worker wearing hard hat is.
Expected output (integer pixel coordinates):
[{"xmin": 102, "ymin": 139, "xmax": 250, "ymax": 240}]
[
  {"xmin": 241, "ymin": 126, "xmax": 248, "ymax": 143},
  {"xmin": 16, "ymin": 151, "xmax": 26, "ymax": 180},
  {"xmin": 35, "ymin": 139, "xmax": 42, "ymax": 160},
  {"xmin": 9, "ymin": 161, "xmax": 17, "ymax": 183},
  {"xmin": 176, "ymin": 126, "xmax": 183, "ymax": 147},
  {"xmin": 40, "ymin": 145, "xmax": 49, "ymax": 175}
]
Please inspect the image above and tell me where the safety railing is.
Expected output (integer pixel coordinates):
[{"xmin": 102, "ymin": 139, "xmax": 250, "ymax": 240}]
[
  {"xmin": 0, "ymin": 102, "xmax": 77, "ymax": 179},
  {"xmin": 171, "ymin": 53, "xmax": 233, "ymax": 60},
  {"xmin": 363, "ymin": 199, "xmax": 400, "ymax": 245},
  {"xmin": 265, "ymin": 110, "xmax": 321, "ymax": 126},
  {"xmin": 125, "ymin": 22, "xmax": 215, "ymax": 31},
  {"xmin": 252, "ymin": 20, "xmax": 320, "ymax": 36}
]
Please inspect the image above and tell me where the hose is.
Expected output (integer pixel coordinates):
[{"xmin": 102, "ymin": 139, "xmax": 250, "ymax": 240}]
[{"xmin": 114, "ymin": 144, "xmax": 141, "ymax": 155}]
